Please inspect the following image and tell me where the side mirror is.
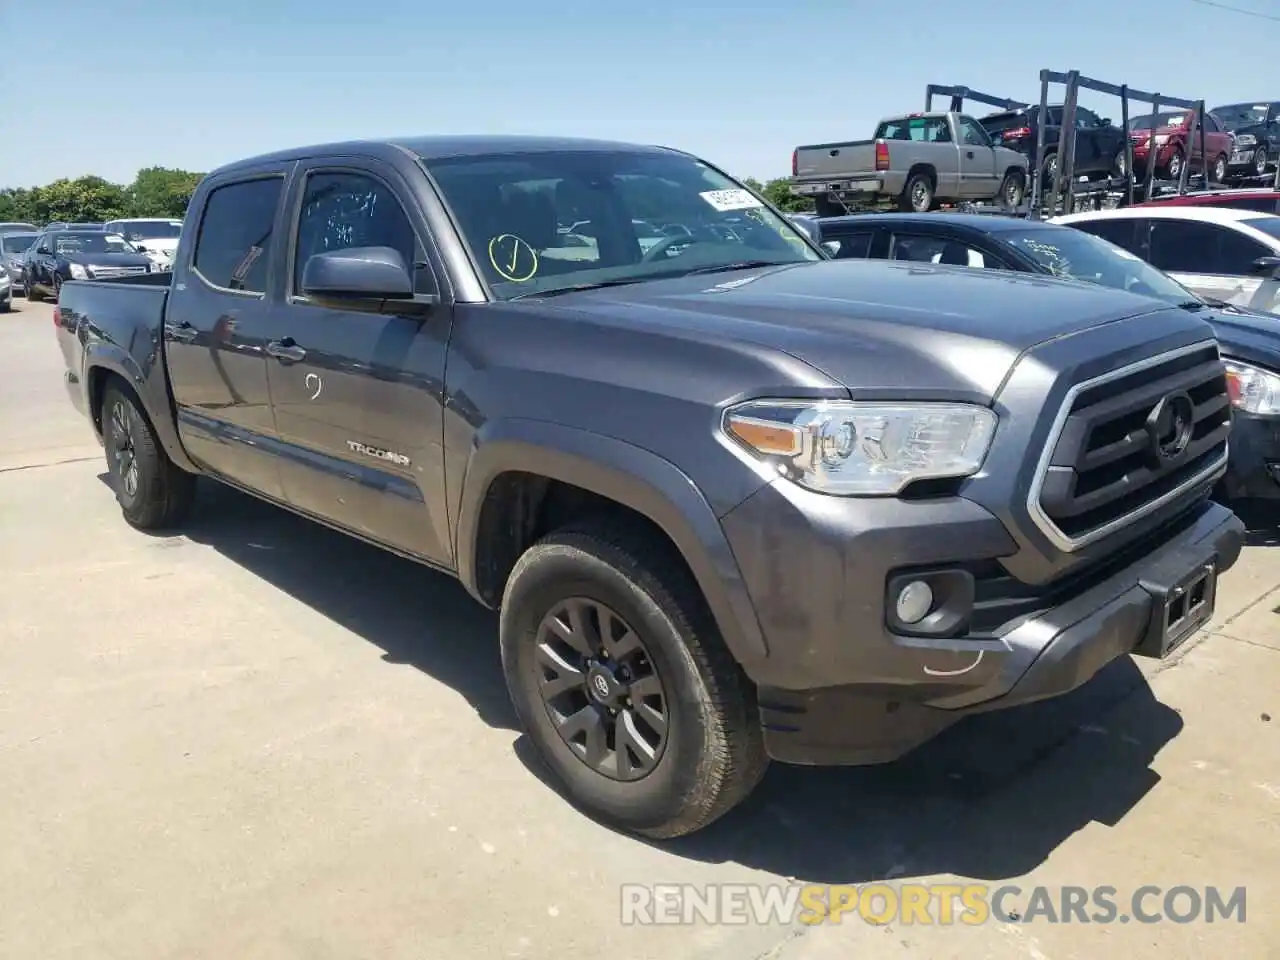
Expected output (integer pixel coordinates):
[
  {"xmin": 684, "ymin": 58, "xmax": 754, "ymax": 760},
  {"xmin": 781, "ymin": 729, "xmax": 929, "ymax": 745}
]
[
  {"xmin": 36, "ymin": 246, "xmax": 51, "ymax": 255},
  {"xmin": 1250, "ymin": 255, "xmax": 1280, "ymax": 275},
  {"xmin": 301, "ymin": 246, "xmax": 415, "ymax": 301},
  {"xmin": 790, "ymin": 218, "xmax": 820, "ymax": 244},
  {"xmin": 134, "ymin": 243, "xmax": 148, "ymax": 252},
  {"xmin": 821, "ymin": 241, "xmax": 840, "ymax": 255}
]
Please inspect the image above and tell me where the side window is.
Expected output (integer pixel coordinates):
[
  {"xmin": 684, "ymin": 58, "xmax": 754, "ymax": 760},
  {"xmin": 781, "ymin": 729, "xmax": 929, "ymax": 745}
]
[
  {"xmin": 1217, "ymin": 228, "xmax": 1271, "ymax": 276},
  {"xmin": 889, "ymin": 233, "xmax": 1000, "ymax": 269},
  {"xmin": 192, "ymin": 178, "xmax": 283, "ymax": 293},
  {"xmin": 823, "ymin": 231, "xmax": 874, "ymax": 259},
  {"xmin": 1147, "ymin": 219, "xmax": 1225, "ymax": 273},
  {"xmin": 293, "ymin": 171, "xmax": 433, "ymax": 296},
  {"xmin": 958, "ymin": 118, "xmax": 991, "ymax": 147},
  {"xmin": 1075, "ymin": 109, "xmax": 1099, "ymax": 129},
  {"xmin": 1070, "ymin": 218, "xmax": 1143, "ymax": 256}
]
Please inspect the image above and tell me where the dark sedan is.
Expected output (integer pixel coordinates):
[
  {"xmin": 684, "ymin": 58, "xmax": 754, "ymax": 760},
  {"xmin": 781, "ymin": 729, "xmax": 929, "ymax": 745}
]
[
  {"xmin": 817, "ymin": 211, "xmax": 1280, "ymax": 502},
  {"xmin": 24, "ymin": 229, "xmax": 156, "ymax": 302}
]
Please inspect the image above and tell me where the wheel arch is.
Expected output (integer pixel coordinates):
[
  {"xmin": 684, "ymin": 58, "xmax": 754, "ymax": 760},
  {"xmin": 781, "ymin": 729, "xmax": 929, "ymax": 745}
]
[
  {"xmin": 454, "ymin": 418, "xmax": 770, "ymax": 669},
  {"xmin": 84, "ymin": 344, "xmax": 198, "ymax": 473}
]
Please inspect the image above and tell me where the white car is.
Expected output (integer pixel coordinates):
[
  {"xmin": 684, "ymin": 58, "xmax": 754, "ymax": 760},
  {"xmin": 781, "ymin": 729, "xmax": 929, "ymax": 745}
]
[
  {"xmin": 1051, "ymin": 206, "xmax": 1280, "ymax": 315},
  {"xmin": 102, "ymin": 218, "xmax": 184, "ymax": 270}
]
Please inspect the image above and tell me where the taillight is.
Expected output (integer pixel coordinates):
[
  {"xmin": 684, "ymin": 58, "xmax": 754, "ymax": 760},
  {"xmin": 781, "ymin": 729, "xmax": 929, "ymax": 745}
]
[
  {"xmin": 875, "ymin": 141, "xmax": 890, "ymax": 171},
  {"xmin": 791, "ymin": 148, "xmax": 798, "ymax": 177},
  {"xmin": 52, "ymin": 307, "xmax": 61, "ymax": 328},
  {"xmin": 1002, "ymin": 126, "xmax": 1032, "ymax": 140}
]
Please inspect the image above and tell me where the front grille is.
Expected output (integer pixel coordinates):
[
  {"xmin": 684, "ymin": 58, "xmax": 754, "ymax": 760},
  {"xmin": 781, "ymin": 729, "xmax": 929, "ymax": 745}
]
[
  {"xmin": 88, "ymin": 265, "xmax": 148, "ymax": 279},
  {"xmin": 1029, "ymin": 341, "xmax": 1230, "ymax": 551}
]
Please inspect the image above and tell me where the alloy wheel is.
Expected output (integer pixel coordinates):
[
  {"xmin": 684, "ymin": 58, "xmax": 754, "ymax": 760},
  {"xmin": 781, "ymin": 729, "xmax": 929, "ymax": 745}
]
[
  {"xmin": 534, "ymin": 597, "xmax": 669, "ymax": 781},
  {"xmin": 109, "ymin": 400, "xmax": 140, "ymax": 498}
]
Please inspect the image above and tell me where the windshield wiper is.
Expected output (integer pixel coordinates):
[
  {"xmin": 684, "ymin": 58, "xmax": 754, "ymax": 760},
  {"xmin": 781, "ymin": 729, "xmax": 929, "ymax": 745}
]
[
  {"xmin": 508, "ymin": 277, "xmax": 652, "ymax": 300},
  {"xmin": 1176, "ymin": 300, "xmax": 1207, "ymax": 311},
  {"xmin": 679, "ymin": 259, "xmax": 794, "ymax": 277}
]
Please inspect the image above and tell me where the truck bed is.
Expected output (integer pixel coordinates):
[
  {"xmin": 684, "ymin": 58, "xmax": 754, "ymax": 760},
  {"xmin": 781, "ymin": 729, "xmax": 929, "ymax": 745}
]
[{"xmin": 56, "ymin": 277, "xmax": 171, "ymax": 418}]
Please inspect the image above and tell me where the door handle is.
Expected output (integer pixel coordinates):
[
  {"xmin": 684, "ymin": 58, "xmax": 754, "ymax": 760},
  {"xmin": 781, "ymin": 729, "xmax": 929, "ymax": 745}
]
[
  {"xmin": 966, "ymin": 151, "xmax": 974, "ymax": 159},
  {"xmin": 165, "ymin": 321, "xmax": 198, "ymax": 343},
  {"xmin": 266, "ymin": 337, "xmax": 307, "ymax": 363}
]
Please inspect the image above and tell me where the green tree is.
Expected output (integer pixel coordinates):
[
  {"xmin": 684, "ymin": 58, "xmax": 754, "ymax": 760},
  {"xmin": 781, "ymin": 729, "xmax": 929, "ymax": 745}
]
[
  {"xmin": 762, "ymin": 177, "xmax": 814, "ymax": 214},
  {"xmin": 127, "ymin": 167, "xmax": 204, "ymax": 218},
  {"xmin": 23, "ymin": 177, "xmax": 131, "ymax": 224}
]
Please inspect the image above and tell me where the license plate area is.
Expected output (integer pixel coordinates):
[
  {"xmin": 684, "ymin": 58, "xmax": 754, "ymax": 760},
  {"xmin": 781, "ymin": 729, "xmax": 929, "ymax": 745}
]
[{"xmin": 1135, "ymin": 557, "xmax": 1217, "ymax": 659}]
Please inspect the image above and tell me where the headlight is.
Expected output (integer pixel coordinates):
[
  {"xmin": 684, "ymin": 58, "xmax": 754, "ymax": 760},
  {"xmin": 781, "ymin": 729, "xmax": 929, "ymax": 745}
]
[
  {"xmin": 722, "ymin": 399, "xmax": 997, "ymax": 495},
  {"xmin": 1225, "ymin": 360, "xmax": 1280, "ymax": 416},
  {"xmin": 1153, "ymin": 134, "xmax": 1170, "ymax": 145},
  {"xmin": 1234, "ymin": 134, "xmax": 1256, "ymax": 146},
  {"xmin": 68, "ymin": 263, "xmax": 88, "ymax": 279}
]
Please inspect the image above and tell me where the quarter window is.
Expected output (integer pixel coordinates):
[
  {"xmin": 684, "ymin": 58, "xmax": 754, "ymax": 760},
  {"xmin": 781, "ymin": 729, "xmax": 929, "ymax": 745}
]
[
  {"xmin": 192, "ymin": 177, "xmax": 283, "ymax": 293},
  {"xmin": 292, "ymin": 171, "xmax": 433, "ymax": 296}
]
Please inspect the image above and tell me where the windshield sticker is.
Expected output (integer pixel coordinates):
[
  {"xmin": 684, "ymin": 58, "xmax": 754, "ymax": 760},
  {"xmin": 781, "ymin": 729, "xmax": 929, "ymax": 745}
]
[
  {"xmin": 699, "ymin": 189, "xmax": 764, "ymax": 213},
  {"xmin": 1109, "ymin": 246, "xmax": 1142, "ymax": 261},
  {"xmin": 488, "ymin": 233, "xmax": 539, "ymax": 282}
]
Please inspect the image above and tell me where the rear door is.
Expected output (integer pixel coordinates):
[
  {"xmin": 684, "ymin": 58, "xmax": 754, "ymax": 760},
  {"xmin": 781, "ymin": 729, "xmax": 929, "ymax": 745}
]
[
  {"xmin": 263, "ymin": 160, "xmax": 455, "ymax": 565},
  {"xmin": 1145, "ymin": 217, "xmax": 1276, "ymax": 310},
  {"xmin": 165, "ymin": 169, "xmax": 290, "ymax": 497}
]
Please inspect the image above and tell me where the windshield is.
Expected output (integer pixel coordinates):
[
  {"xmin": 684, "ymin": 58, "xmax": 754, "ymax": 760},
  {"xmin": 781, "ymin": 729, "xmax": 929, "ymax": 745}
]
[
  {"xmin": 1211, "ymin": 103, "xmax": 1271, "ymax": 129},
  {"xmin": 1128, "ymin": 111, "xmax": 1189, "ymax": 132},
  {"xmin": 419, "ymin": 149, "xmax": 820, "ymax": 298},
  {"xmin": 52, "ymin": 232, "xmax": 138, "ymax": 255},
  {"xmin": 1002, "ymin": 226, "xmax": 1199, "ymax": 306},
  {"xmin": 1, "ymin": 233, "xmax": 37, "ymax": 254},
  {"xmin": 1241, "ymin": 216, "xmax": 1280, "ymax": 241},
  {"xmin": 106, "ymin": 220, "xmax": 182, "ymax": 241}
]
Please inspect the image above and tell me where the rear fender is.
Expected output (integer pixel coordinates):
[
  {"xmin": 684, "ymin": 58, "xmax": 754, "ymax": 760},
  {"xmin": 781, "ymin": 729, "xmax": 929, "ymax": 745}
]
[
  {"xmin": 84, "ymin": 341, "xmax": 198, "ymax": 473},
  {"xmin": 454, "ymin": 418, "xmax": 769, "ymax": 670}
]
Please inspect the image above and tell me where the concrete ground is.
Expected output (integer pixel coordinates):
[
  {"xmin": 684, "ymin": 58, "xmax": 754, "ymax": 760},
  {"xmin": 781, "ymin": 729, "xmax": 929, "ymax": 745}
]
[{"xmin": 2, "ymin": 297, "xmax": 1277, "ymax": 960}]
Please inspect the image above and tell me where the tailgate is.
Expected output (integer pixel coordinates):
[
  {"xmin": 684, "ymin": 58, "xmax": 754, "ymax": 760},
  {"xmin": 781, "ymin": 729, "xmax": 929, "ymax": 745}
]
[{"xmin": 793, "ymin": 141, "xmax": 877, "ymax": 180}]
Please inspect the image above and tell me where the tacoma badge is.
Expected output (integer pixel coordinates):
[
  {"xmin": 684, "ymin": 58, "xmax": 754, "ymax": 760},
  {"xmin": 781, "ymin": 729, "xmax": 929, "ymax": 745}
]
[{"xmin": 347, "ymin": 440, "xmax": 411, "ymax": 466}]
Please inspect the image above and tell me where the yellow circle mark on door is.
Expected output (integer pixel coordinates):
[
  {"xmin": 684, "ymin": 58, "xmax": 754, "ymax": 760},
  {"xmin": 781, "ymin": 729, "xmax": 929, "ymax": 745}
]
[{"xmin": 488, "ymin": 233, "xmax": 539, "ymax": 282}]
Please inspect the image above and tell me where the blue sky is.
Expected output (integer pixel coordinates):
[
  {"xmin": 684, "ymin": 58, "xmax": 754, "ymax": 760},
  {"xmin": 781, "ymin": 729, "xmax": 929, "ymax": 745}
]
[{"xmin": 2, "ymin": 0, "xmax": 1276, "ymax": 188}]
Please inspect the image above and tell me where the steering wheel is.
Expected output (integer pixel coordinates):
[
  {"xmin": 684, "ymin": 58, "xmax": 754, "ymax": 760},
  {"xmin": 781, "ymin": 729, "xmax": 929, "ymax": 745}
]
[{"xmin": 641, "ymin": 233, "xmax": 703, "ymax": 263}]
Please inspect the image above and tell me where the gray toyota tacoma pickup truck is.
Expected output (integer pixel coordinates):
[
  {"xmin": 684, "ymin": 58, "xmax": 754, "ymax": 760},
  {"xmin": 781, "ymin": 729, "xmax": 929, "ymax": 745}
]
[{"xmin": 54, "ymin": 134, "xmax": 1244, "ymax": 839}]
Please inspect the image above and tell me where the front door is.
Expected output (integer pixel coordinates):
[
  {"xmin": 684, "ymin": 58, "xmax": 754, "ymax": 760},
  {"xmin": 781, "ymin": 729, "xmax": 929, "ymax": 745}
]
[
  {"xmin": 165, "ymin": 170, "xmax": 290, "ymax": 498},
  {"xmin": 957, "ymin": 116, "xmax": 998, "ymax": 198},
  {"xmin": 264, "ymin": 163, "xmax": 454, "ymax": 565}
]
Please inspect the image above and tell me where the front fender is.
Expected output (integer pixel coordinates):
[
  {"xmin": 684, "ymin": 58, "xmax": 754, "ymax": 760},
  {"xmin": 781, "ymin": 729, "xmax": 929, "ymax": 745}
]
[
  {"xmin": 454, "ymin": 417, "xmax": 770, "ymax": 669},
  {"xmin": 84, "ymin": 340, "xmax": 198, "ymax": 473}
]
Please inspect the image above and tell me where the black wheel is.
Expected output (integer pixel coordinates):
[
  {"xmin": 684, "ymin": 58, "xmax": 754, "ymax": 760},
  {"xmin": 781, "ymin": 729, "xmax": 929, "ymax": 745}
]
[
  {"xmin": 1000, "ymin": 170, "xmax": 1026, "ymax": 210},
  {"xmin": 1211, "ymin": 154, "xmax": 1228, "ymax": 183},
  {"xmin": 101, "ymin": 382, "xmax": 196, "ymax": 530},
  {"xmin": 1041, "ymin": 151, "xmax": 1060, "ymax": 185},
  {"xmin": 1112, "ymin": 147, "xmax": 1128, "ymax": 178},
  {"xmin": 1165, "ymin": 148, "xmax": 1185, "ymax": 182},
  {"xmin": 899, "ymin": 172, "xmax": 934, "ymax": 213},
  {"xmin": 500, "ymin": 522, "xmax": 767, "ymax": 839},
  {"xmin": 1255, "ymin": 147, "xmax": 1270, "ymax": 177}
]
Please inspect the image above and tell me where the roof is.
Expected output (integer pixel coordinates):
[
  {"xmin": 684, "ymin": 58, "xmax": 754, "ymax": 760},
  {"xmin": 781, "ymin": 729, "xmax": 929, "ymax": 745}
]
[
  {"xmin": 210, "ymin": 135, "xmax": 681, "ymax": 177},
  {"xmin": 815, "ymin": 212, "xmax": 1054, "ymax": 233},
  {"xmin": 1052, "ymin": 206, "xmax": 1280, "ymax": 226}
]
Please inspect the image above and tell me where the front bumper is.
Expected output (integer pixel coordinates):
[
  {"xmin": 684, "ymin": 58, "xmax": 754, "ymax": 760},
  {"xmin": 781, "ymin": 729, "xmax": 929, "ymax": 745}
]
[
  {"xmin": 1221, "ymin": 413, "xmax": 1280, "ymax": 500},
  {"xmin": 720, "ymin": 482, "xmax": 1243, "ymax": 765}
]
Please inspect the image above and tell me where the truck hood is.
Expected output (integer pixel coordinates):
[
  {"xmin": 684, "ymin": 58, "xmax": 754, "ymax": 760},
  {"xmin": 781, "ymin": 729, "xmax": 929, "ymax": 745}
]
[
  {"xmin": 551, "ymin": 259, "xmax": 1181, "ymax": 401},
  {"xmin": 66, "ymin": 252, "xmax": 154, "ymax": 268}
]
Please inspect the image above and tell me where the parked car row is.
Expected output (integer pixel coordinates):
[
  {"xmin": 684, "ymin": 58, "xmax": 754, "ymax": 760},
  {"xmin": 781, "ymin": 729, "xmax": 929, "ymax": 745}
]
[
  {"xmin": 49, "ymin": 130, "xmax": 1254, "ymax": 841},
  {"xmin": 0, "ymin": 218, "xmax": 181, "ymax": 304}
]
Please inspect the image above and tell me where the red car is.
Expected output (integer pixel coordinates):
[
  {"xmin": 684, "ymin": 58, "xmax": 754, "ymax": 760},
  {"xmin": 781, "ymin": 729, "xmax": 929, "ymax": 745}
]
[
  {"xmin": 1127, "ymin": 109, "xmax": 1233, "ymax": 183},
  {"xmin": 1133, "ymin": 188, "xmax": 1280, "ymax": 214}
]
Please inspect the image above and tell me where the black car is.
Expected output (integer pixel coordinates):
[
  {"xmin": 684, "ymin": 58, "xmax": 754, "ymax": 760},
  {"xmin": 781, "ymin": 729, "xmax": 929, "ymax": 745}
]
[
  {"xmin": 24, "ymin": 229, "xmax": 155, "ymax": 302},
  {"xmin": 817, "ymin": 211, "xmax": 1280, "ymax": 502},
  {"xmin": 979, "ymin": 104, "xmax": 1128, "ymax": 183},
  {"xmin": 1211, "ymin": 101, "xmax": 1280, "ymax": 179}
]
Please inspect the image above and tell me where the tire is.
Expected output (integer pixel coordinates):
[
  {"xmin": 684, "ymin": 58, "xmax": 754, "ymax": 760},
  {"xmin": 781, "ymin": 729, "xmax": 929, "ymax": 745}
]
[
  {"xmin": 999, "ymin": 169, "xmax": 1026, "ymax": 210},
  {"xmin": 500, "ymin": 521, "xmax": 768, "ymax": 839},
  {"xmin": 52, "ymin": 275, "xmax": 62, "ymax": 300},
  {"xmin": 1164, "ymin": 148, "xmax": 1185, "ymax": 182},
  {"xmin": 899, "ymin": 171, "xmax": 934, "ymax": 213},
  {"xmin": 101, "ymin": 381, "xmax": 196, "ymax": 530},
  {"xmin": 1256, "ymin": 147, "xmax": 1270, "ymax": 177},
  {"xmin": 814, "ymin": 195, "xmax": 845, "ymax": 218},
  {"xmin": 1211, "ymin": 154, "xmax": 1228, "ymax": 184},
  {"xmin": 1112, "ymin": 147, "xmax": 1129, "ymax": 179},
  {"xmin": 1041, "ymin": 150, "xmax": 1059, "ymax": 185}
]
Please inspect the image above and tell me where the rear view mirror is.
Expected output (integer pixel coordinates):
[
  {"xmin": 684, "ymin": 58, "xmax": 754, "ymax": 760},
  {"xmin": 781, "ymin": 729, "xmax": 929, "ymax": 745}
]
[
  {"xmin": 301, "ymin": 246, "xmax": 414, "ymax": 301},
  {"xmin": 1250, "ymin": 255, "xmax": 1280, "ymax": 275}
]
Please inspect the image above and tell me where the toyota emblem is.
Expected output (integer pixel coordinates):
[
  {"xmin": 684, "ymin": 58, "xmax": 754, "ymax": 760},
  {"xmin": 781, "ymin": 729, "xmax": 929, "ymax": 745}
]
[
  {"xmin": 1146, "ymin": 391, "xmax": 1196, "ymax": 463},
  {"xmin": 592, "ymin": 674, "xmax": 611, "ymax": 698}
]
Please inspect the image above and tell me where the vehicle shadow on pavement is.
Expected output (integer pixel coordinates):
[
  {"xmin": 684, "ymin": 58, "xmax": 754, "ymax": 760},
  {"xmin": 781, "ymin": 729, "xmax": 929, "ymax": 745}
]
[
  {"xmin": 124, "ymin": 474, "xmax": 1188, "ymax": 884},
  {"xmin": 103, "ymin": 474, "xmax": 520, "ymax": 731}
]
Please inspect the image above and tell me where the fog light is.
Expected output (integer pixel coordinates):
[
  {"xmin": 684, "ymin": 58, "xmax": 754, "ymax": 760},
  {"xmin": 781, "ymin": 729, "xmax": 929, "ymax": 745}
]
[{"xmin": 895, "ymin": 580, "xmax": 934, "ymax": 624}]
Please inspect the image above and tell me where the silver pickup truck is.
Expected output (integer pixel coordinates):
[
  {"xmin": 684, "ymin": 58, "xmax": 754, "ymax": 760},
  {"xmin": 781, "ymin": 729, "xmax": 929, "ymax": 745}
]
[{"xmin": 791, "ymin": 111, "xmax": 1029, "ymax": 215}]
